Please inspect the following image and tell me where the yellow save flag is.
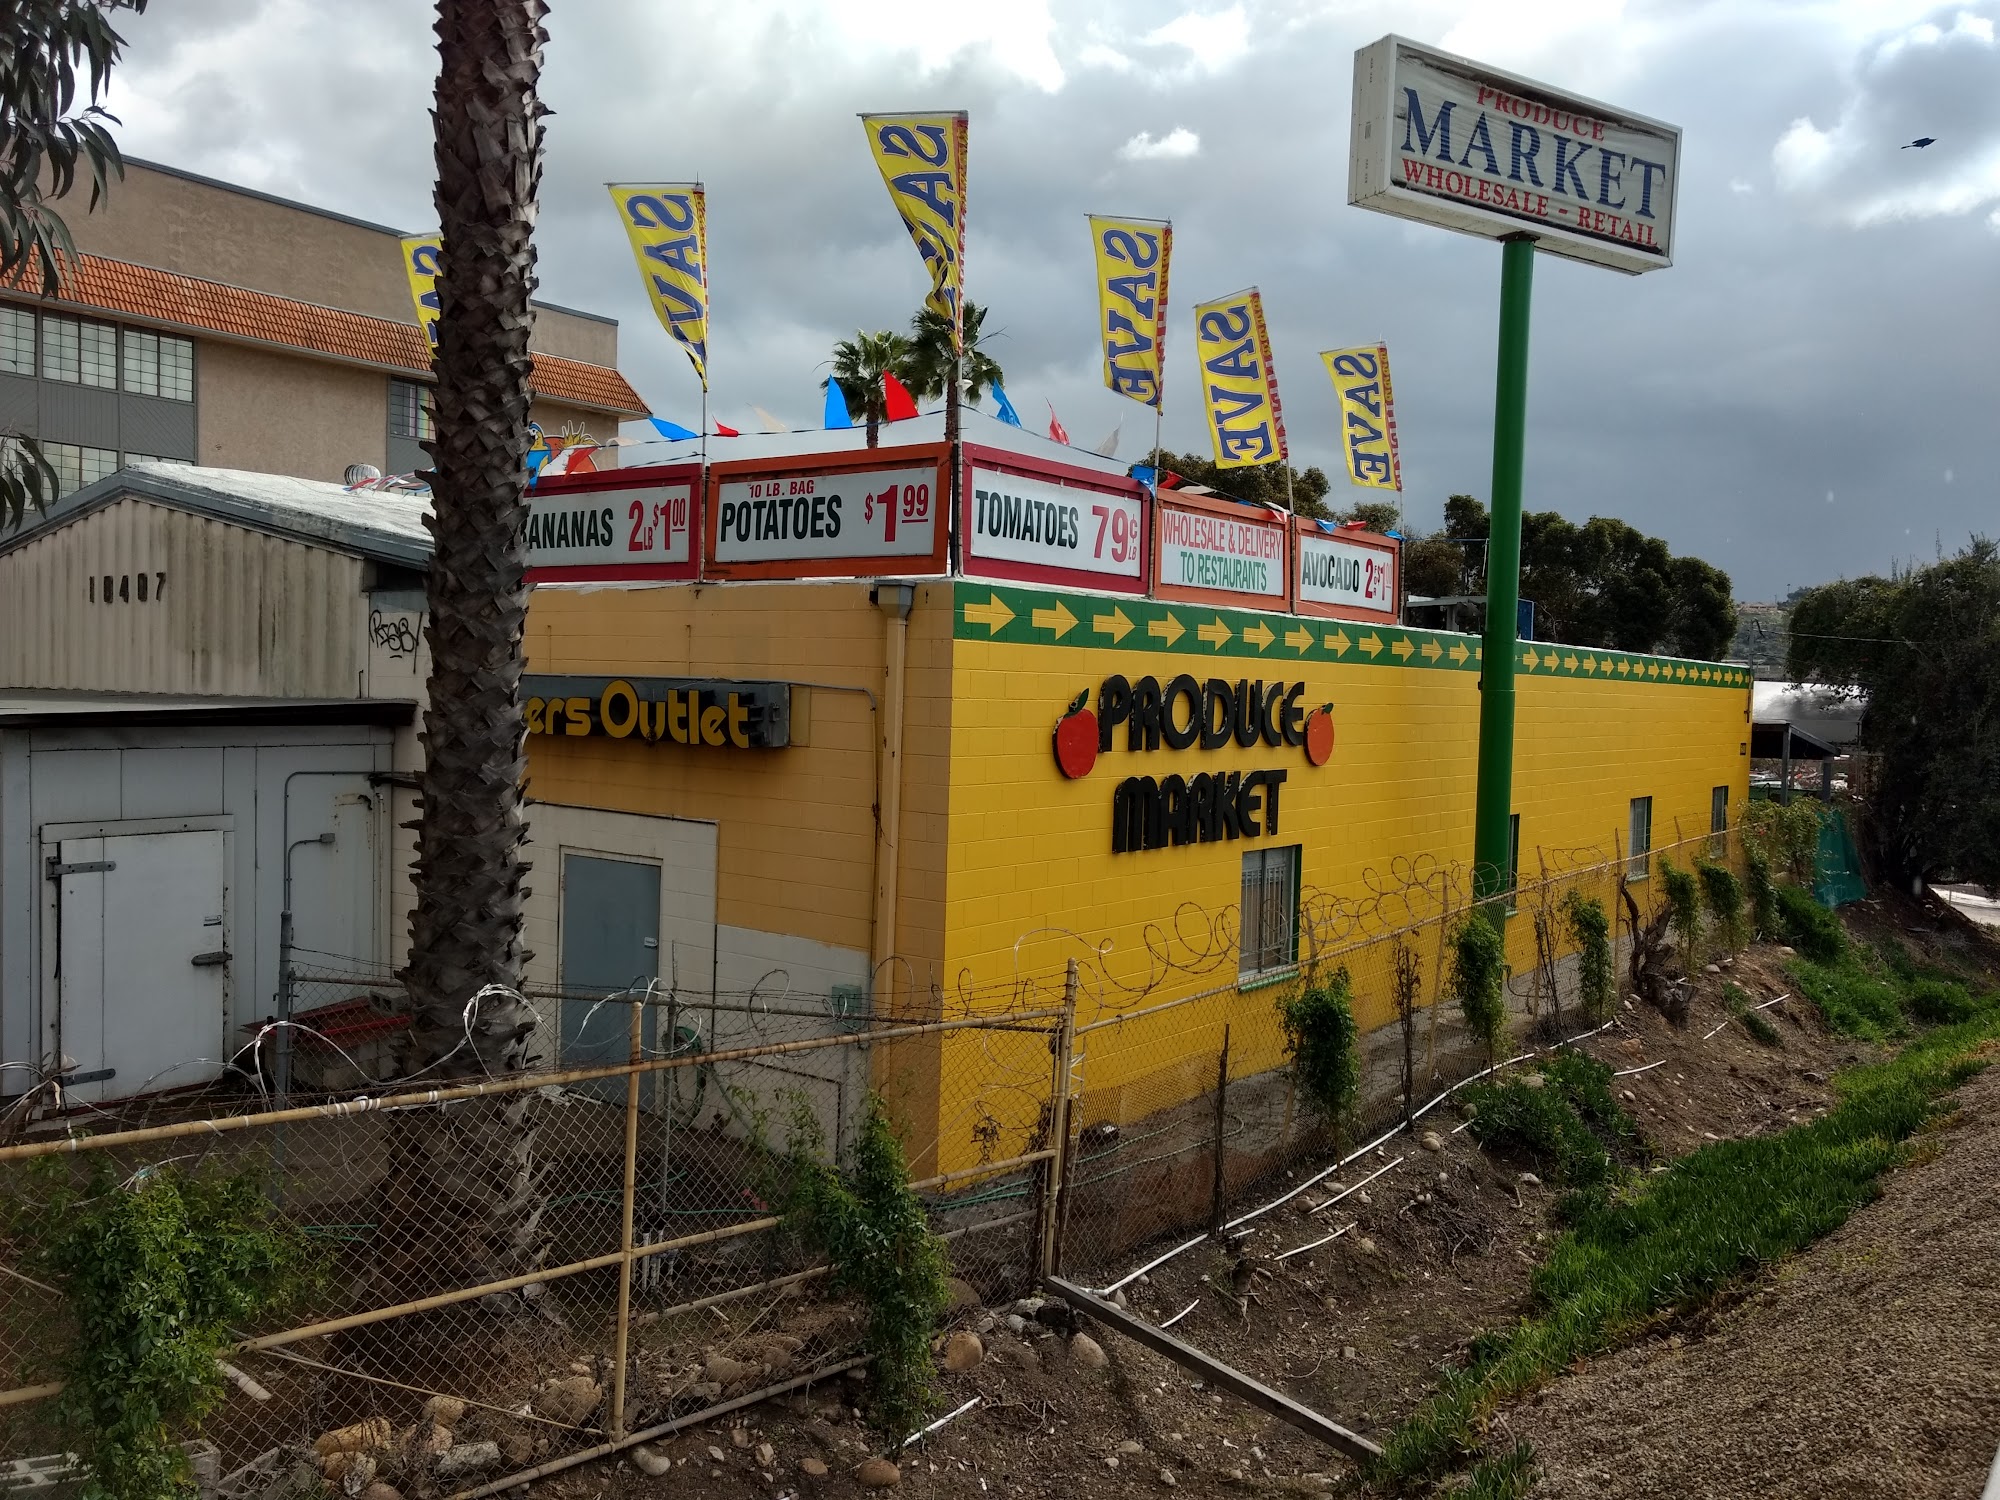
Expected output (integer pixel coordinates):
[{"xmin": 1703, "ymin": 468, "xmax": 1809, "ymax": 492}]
[
  {"xmin": 1193, "ymin": 288, "xmax": 1287, "ymax": 469},
  {"xmin": 1321, "ymin": 345, "xmax": 1403, "ymax": 492},
  {"xmin": 398, "ymin": 234, "xmax": 441, "ymax": 351},
  {"xmin": 608, "ymin": 184, "xmax": 709, "ymax": 389},
  {"xmin": 861, "ymin": 112, "xmax": 968, "ymax": 332},
  {"xmin": 1088, "ymin": 216, "xmax": 1171, "ymax": 410}
]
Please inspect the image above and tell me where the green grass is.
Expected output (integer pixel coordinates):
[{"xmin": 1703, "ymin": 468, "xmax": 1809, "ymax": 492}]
[
  {"xmin": 1445, "ymin": 1444, "xmax": 1537, "ymax": 1499},
  {"xmin": 1789, "ymin": 952, "xmax": 1906, "ymax": 1040},
  {"xmin": 1774, "ymin": 884, "xmax": 1846, "ymax": 962},
  {"xmin": 1375, "ymin": 1007, "xmax": 1999, "ymax": 1490},
  {"xmin": 1741, "ymin": 1009, "xmax": 1783, "ymax": 1046}
]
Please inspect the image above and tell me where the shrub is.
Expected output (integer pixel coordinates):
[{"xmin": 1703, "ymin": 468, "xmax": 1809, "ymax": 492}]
[
  {"xmin": 1744, "ymin": 798, "xmax": 1822, "ymax": 883},
  {"xmin": 1745, "ymin": 847, "xmax": 1777, "ymax": 937},
  {"xmin": 1904, "ymin": 977, "xmax": 1980, "ymax": 1025},
  {"xmin": 12, "ymin": 1162, "xmax": 314, "ymax": 1500},
  {"xmin": 1774, "ymin": 884, "xmax": 1846, "ymax": 963},
  {"xmin": 1540, "ymin": 1050, "xmax": 1633, "ymax": 1139},
  {"xmin": 1659, "ymin": 856, "xmax": 1702, "ymax": 966},
  {"xmin": 1460, "ymin": 1053, "xmax": 1631, "ymax": 1193},
  {"xmin": 1281, "ymin": 970, "xmax": 1360, "ymax": 1126},
  {"xmin": 1452, "ymin": 911, "xmax": 1509, "ymax": 1061},
  {"xmin": 1697, "ymin": 860, "xmax": 1748, "ymax": 953},
  {"xmin": 779, "ymin": 1096, "xmax": 949, "ymax": 1435},
  {"xmin": 1561, "ymin": 890, "xmax": 1615, "ymax": 1022}
]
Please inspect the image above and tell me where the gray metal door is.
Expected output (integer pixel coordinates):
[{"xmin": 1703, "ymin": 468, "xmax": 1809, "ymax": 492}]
[{"xmin": 559, "ymin": 854, "xmax": 659, "ymax": 1102}]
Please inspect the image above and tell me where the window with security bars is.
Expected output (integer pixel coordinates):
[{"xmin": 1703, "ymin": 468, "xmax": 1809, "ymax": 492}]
[
  {"xmin": 1629, "ymin": 796, "xmax": 1653, "ymax": 881},
  {"xmin": 123, "ymin": 329, "xmax": 195, "ymax": 401},
  {"xmin": 1239, "ymin": 845, "xmax": 1300, "ymax": 978},
  {"xmin": 389, "ymin": 378, "xmax": 435, "ymax": 440},
  {"xmin": 0, "ymin": 306, "xmax": 32, "ymax": 374},
  {"xmin": 43, "ymin": 315, "xmax": 117, "ymax": 388},
  {"xmin": 43, "ymin": 442, "xmax": 119, "ymax": 495}
]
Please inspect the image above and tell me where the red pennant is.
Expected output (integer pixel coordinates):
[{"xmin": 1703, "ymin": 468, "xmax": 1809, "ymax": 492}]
[
  {"xmin": 882, "ymin": 371, "xmax": 919, "ymax": 422},
  {"xmin": 713, "ymin": 422, "xmax": 740, "ymax": 437},
  {"xmin": 1047, "ymin": 401, "xmax": 1070, "ymax": 446}
]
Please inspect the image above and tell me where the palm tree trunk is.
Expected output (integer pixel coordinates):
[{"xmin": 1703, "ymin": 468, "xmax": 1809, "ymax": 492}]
[
  {"xmin": 867, "ymin": 412, "xmax": 880, "ymax": 449},
  {"xmin": 388, "ymin": 0, "xmax": 548, "ymax": 1293}
]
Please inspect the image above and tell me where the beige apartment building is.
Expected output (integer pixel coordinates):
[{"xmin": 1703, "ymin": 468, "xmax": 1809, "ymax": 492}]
[{"xmin": 0, "ymin": 159, "xmax": 646, "ymax": 491}]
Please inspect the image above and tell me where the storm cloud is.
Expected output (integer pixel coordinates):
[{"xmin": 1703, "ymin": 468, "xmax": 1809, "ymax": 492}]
[{"xmin": 100, "ymin": 0, "xmax": 2000, "ymax": 598}]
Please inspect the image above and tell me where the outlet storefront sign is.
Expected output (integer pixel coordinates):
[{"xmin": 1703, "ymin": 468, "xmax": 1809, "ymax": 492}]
[
  {"xmin": 523, "ymin": 674, "xmax": 791, "ymax": 749},
  {"xmin": 1052, "ymin": 671, "xmax": 1333, "ymax": 853}
]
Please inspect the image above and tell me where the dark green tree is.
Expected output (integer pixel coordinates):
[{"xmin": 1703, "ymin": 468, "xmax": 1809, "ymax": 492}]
[
  {"xmin": 1788, "ymin": 540, "xmax": 2000, "ymax": 884},
  {"xmin": 1341, "ymin": 499, "xmax": 1401, "ymax": 532},
  {"xmin": 1404, "ymin": 535, "xmax": 1467, "ymax": 598},
  {"xmin": 0, "ymin": 0, "xmax": 147, "ymax": 530},
  {"xmin": 1148, "ymin": 447, "xmax": 1332, "ymax": 517}
]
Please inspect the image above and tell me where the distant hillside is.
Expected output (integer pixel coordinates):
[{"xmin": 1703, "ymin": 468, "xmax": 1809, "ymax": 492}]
[{"xmin": 1732, "ymin": 602, "xmax": 1791, "ymax": 678}]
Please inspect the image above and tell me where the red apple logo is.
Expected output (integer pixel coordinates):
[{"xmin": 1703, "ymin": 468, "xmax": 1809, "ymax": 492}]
[
  {"xmin": 1053, "ymin": 690, "xmax": 1098, "ymax": 779},
  {"xmin": 1304, "ymin": 704, "xmax": 1335, "ymax": 767}
]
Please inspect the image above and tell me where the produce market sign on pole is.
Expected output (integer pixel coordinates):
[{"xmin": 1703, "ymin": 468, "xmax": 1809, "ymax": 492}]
[
  {"xmin": 1349, "ymin": 36, "xmax": 1680, "ymax": 274},
  {"xmin": 1348, "ymin": 34, "xmax": 1680, "ymax": 913}
]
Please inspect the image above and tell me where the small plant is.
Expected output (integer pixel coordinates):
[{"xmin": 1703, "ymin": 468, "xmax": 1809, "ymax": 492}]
[
  {"xmin": 1452, "ymin": 910, "xmax": 1509, "ymax": 1063},
  {"xmin": 1774, "ymin": 884, "xmax": 1845, "ymax": 963},
  {"xmin": 1393, "ymin": 937, "xmax": 1422, "ymax": 1126},
  {"xmin": 1561, "ymin": 889, "xmax": 1615, "ymax": 1022},
  {"xmin": 1742, "ymin": 1009, "xmax": 1783, "ymax": 1046},
  {"xmin": 1280, "ymin": 969, "xmax": 1359, "ymax": 1129},
  {"xmin": 1697, "ymin": 859, "xmax": 1748, "ymax": 953},
  {"xmin": 1460, "ymin": 1052, "xmax": 1632, "ymax": 1193},
  {"xmin": 1659, "ymin": 856, "xmax": 1703, "ymax": 967},
  {"xmin": 1744, "ymin": 846, "xmax": 1777, "ymax": 937},
  {"xmin": 12, "ymin": 1161, "xmax": 313, "ymax": 1500},
  {"xmin": 1448, "ymin": 1443, "xmax": 1539, "ymax": 1500},
  {"xmin": 777, "ymin": 1096, "xmax": 950, "ymax": 1437}
]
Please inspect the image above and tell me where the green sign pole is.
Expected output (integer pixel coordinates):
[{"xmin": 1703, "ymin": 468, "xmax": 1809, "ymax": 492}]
[{"xmin": 1471, "ymin": 234, "xmax": 1536, "ymax": 911}]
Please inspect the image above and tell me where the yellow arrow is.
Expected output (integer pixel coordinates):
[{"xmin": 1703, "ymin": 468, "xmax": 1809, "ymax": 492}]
[
  {"xmin": 1646, "ymin": 662, "xmax": 1659, "ymax": 679},
  {"xmin": 1326, "ymin": 628, "xmax": 1352, "ymax": 656},
  {"xmin": 1243, "ymin": 620, "xmax": 1274, "ymax": 651},
  {"xmin": 1031, "ymin": 599, "xmax": 1077, "ymax": 639},
  {"xmin": 1616, "ymin": 658, "xmax": 1629, "ymax": 675},
  {"xmin": 1149, "ymin": 612, "xmax": 1185, "ymax": 648},
  {"xmin": 963, "ymin": 593, "xmax": 1015, "ymax": 634},
  {"xmin": 1523, "ymin": 647, "xmax": 1541, "ymax": 669},
  {"xmin": 1093, "ymin": 606, "xmax": 1133, "ymax": 643},
  {"xmin": 1197, "ymin": 617, "xmax": 1233, "ymax": 648},
  {"xmin": 1674, "ymin": 664, "xmax": 1686, "ymax": 681},
  {"xmin": 1563, "ymin": 653, "xmax": 1578, "ymax": 671},
  {"xmin": 1581, "ymin": 655, "xmax": 1596, "ymax": 673},
  {"xmin": 1475, "ymin": 645, "xmax": 1483, "ymax": 661},
  {"xmin": 1448, "ymin": 641, "xmax": 1469, "ymax": 664},
  {"xmin": 1699, "ymin": 666, "xmax": 1710, "ymax": 682},
  {"xmin": 1421, "ymin": 638, "xmax": 1442, "ymax": 662},
  {"xmin": 1285, "ymin": 625, "xmax": 1314, "ymax": 653},
  {"xmin": 1359, "ymin": 631, "xmax": 1383, "ymax": 658},
  {"xmin": 1391, "ymin": 636, "xmax": 1414, "ymax": 661}
]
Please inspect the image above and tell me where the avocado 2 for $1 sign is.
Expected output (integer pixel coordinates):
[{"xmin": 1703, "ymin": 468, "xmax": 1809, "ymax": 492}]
[{"xmin": 705, "ymin": 445, "xmax": 949, "ymax": 579}]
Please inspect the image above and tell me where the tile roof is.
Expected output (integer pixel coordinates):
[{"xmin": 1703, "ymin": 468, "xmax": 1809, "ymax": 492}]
[{"xmin": 7, "ymin": 252, "xmax": 648, "ymax": 416}]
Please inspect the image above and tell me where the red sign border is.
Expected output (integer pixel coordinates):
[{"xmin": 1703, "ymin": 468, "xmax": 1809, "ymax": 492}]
[
  {"xmin": 1150, "ymin": 489, "xmax": 1293, "ymax": 609},
  {"xmin": 702, "ymin": 442, "xmax": 951, "ymax": 582},
  {"xmin": 1289, "ymin": 517, "xmax": 1402, "ymax": 624},
  {"xmin": 524, "ymin": 461, "xmax": 705, "ymax": 584},
  {"xmin": 959, "ymin": 443, "xmax": 1151, "ymax": 596}
]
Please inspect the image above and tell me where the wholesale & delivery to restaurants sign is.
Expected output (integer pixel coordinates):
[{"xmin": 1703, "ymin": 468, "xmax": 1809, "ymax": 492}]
[{"xmin": 1157, "ymin": 499, "xmax": 1286, "ymax": 601}]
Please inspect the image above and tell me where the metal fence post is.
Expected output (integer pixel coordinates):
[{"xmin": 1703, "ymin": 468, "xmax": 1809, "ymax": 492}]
[
  {"xmin": 1037, "ymin": 960, "xmax": 1078, "ymax": 1279},
  {"xmin": 1208, "ymin": 1025, "xmax": 1231, "ymax": 1234},
  {"xmin": 609, "ymin": 996, "xmax": 643, "ymax": 1441}
]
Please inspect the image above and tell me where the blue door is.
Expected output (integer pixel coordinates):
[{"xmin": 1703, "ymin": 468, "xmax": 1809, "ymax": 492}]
[{"xmin": 560, "ymin": 854, "xmax": 660, "ymax": 1102}]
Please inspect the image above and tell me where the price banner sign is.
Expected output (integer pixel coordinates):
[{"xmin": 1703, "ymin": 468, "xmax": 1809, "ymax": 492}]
[
  {"xmin": 1294, "ymin": 523, "xmax": 1399, "ymax": 621},
  {"xmin": 1154, "ymin": 493, "xmax": 1289, "ymax": 606},
  {"xmin": 705, "ymin": 446, "xmax": 950, "ymax": 579},
  {"xmin": 525, "ymin": 464, "xmax": 702, "ymax": 583},
  {"xmin": 962, "ymin": 454, "xmax": 1148, "ymax": 594}
]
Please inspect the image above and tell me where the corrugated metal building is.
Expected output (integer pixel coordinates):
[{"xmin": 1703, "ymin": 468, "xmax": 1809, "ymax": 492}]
[{"xmin": 0, "ymin": 465, "xmax": 429, "ymax": 1102}]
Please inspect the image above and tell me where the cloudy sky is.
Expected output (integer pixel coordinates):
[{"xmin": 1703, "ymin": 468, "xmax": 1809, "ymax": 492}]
[{"xmin": 102, "ymin": 0, "xmax": 2000, "ymax": 599}]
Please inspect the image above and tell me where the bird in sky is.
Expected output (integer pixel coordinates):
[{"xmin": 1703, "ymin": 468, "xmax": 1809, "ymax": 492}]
[{"xmin": 1903, "ymin": 136, "xmax": 1937, "ymax": 149}]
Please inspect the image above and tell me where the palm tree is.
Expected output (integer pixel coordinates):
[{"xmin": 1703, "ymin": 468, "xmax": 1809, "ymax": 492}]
[
  {"xmin": 902, "ymin": 301, "xmax": 1004, "ymax": 406},
  {"xmin": 824, "ymin": 329, "xmax": 911, "ymax": 448},
  {"xmin": 391, "ymin": 0, "xmax": 547, "ymax": 1289},
  {"xmin": 0, "ymin": 0, "xmax": 145, "ymax": 531}
]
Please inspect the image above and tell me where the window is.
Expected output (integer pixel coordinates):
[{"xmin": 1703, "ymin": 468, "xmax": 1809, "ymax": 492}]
[
  {"xmin": 389, "ymin": 378, "xmax": 435, "ymax": 440},
  {"xmin": 0, "ymin": 306, "xmax": 33, "ymax": 374},
  {"xmin": 122, "ymin": 330, "xmax": 195, "ymax": 401},
  {"xmin": 123, "ymin": 452, "xmax": 189, "ymax": 467},
  {"xmin": 43, "ymin": 442, "xmax": 120, "ymax": 495},
  {"xmin": 1239, "ymin": 845, "xmax": 1300, "ymax": 978},
  {"xmin": 1710, "ymin": 785, "xmax": 1729, "ymax": 856},
  {"xmin": 42, "ymin": 315, "xmax": 116, "ymax": 387},
  {"xmin": 1628, "ymin": 796, "xmax": 1653, "ymax": 880}
]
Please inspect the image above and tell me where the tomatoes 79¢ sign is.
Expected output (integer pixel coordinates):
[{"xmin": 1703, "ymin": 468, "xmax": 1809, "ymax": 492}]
[{"xmin": 707, "ymin": 456, "xmax": 947, "ymax": 578}]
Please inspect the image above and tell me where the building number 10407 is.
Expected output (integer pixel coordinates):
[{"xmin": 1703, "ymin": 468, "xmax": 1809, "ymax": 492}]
[{"xmin": 861, "ymin": 482, "xmax": 930, "ymax": 543}]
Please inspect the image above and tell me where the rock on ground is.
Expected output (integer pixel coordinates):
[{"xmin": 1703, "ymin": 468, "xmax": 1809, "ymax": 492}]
[
  {"xmin": 854, "ymin": 1455, "xmax": 901, "ymax": 1487},
  {"xmin": 944, "ymin": 1330, "xmax": 984, "ymax": 1372}
]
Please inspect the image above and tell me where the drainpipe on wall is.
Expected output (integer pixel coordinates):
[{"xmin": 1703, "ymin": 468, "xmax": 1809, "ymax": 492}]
[{"xmin": 872, "ymin": 584, "xmax": 915, "ymax": 1017}]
